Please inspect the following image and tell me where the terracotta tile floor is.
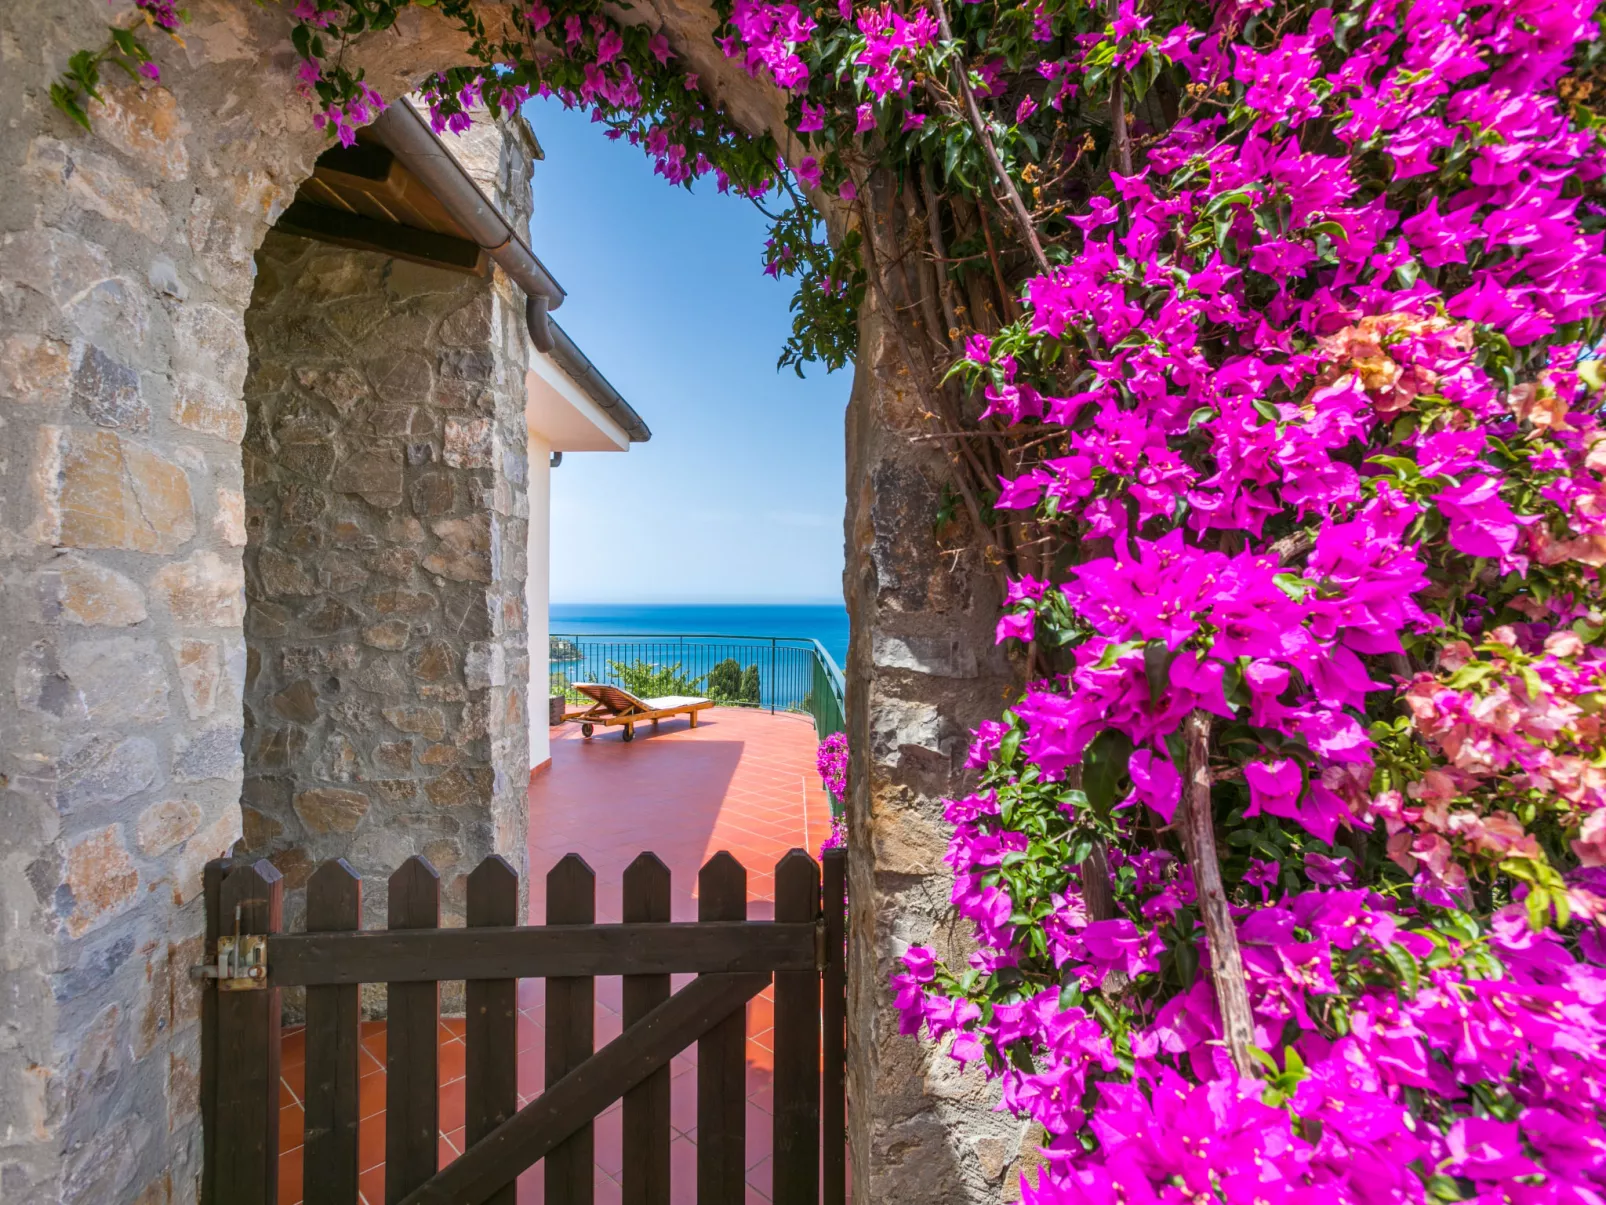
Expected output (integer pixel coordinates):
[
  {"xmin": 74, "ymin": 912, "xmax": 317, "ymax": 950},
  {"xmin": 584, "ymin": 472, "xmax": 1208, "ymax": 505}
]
[{"xmin": 278, "ymin": 707, "xmax": 834, "ymax": 1204}]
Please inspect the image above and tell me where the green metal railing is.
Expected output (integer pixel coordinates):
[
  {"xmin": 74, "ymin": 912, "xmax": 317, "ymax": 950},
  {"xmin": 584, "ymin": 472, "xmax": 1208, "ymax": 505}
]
[{"xmin": 550, "ymin": 633, "xmax": 847, "ymax": 741}]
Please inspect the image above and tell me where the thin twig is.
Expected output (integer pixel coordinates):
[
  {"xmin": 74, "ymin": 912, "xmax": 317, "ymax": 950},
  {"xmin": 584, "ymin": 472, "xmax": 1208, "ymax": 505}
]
[
  {"xmin": 978, "ymin": 206, "xmax": 1020, "ymax": 322},
  {"xmin": 1181, "ymin": 710, "xmax": 1256, "ymax": 1079},
  {"xmin": 928, "ymin": 0, "xmax": 1051, "ymax": 275},
  {"xmin": 920, "ymin": 161, "xmax": 963, "ymax": 343},
  {"xmin": 1267, "ymin": 527, "xmax": 1317, "ymax": 565},
  {"xmin": 1107, "ymin": 0, "xmax": 1134, "ymax": 177}
]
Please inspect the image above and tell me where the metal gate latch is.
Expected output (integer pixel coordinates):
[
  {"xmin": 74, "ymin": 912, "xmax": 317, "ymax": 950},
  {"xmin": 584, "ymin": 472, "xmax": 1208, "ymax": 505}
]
[{"xmin": 189, "ymin": 906, "xmax": 269, "ymax": 991}]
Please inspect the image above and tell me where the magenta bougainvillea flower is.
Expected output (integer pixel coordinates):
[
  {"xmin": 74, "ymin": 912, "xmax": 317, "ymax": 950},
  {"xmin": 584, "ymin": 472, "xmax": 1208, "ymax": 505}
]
[{"xmin": 885, "ymin": 0, "xmax": 1606, "ymax": 1198}]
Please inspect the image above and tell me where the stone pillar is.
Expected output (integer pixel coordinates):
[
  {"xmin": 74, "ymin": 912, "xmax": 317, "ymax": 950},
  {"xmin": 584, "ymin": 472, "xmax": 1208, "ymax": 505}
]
[
  {"xmin": 237, "ymin": 228, "xmax": 532, "ymax": 948},
  {"xmin": 840, "ymin": 176, "xmax": 1036, "ymax": 1202}
]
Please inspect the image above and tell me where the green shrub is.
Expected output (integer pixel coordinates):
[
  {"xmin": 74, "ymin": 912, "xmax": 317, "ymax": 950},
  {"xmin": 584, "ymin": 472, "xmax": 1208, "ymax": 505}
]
[
  {"xmin": 707, "ymin": 658, "xmax": 744, "ymax": 702},
  {"xmin": 739, "ymin": 665, "xmax": 761, "ymax": 705},
  {"xmin": 549, "ymin": 669, "xmax": 586, "ymax": 704},
  {"xmin": 607, "ymin": 659, "xmax": 706, "ymax": 699}
]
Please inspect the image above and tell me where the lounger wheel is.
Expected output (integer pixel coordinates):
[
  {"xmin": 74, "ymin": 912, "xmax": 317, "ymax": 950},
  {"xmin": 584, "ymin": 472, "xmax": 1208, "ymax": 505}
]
[
  {"xmin": 621, "ymin": 725, "xmax": 635, "ymax": 742},
  {"xmin": 581, "ymin": 722, "xmax": 594, "ymax": 738}
]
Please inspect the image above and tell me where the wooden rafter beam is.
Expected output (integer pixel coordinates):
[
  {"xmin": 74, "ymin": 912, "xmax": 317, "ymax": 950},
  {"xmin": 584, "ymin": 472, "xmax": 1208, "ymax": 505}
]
[{"xmin": 273, "ymin": 199, "xmax": 483, "ymax": 273}]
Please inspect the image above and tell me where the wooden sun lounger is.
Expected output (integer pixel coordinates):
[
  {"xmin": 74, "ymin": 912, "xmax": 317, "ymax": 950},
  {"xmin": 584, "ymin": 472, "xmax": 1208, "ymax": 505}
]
[{"xmin": 570, "ymin": 683, "xmax": 714, "ymax": 742}]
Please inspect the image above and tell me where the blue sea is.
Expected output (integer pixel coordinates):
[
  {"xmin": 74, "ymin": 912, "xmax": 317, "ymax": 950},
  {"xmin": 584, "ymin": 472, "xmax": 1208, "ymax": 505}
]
[{"xmin": 550, "ymin": 602, "xmax": 849, "ymax": 669}]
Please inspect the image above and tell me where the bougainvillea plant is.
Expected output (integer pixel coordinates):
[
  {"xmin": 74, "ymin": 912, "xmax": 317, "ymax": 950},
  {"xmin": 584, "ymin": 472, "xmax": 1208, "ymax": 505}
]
[
  {"xmin": 817, "ymin": 730, "xmax": 850, "ymax": 799},
  {"xmin": 55, "ymin": 0, "xmax": 1606, "ymax": 1198},
  {"xmin": 818, "ymin": 731, "xmax": 850, "ymax": 853}
]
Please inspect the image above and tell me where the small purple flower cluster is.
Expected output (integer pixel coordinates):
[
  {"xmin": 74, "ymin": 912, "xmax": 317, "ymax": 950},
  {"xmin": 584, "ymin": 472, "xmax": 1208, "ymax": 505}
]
[{"xmin": 816, "ymin": 731, "xmax": 848, "ymax": 799}]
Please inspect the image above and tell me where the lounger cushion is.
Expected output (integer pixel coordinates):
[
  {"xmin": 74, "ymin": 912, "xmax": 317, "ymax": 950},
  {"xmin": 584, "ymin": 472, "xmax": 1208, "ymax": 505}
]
[{"xmin": 573, "ymin": 684, "xmax": 711, "ymax": 714}]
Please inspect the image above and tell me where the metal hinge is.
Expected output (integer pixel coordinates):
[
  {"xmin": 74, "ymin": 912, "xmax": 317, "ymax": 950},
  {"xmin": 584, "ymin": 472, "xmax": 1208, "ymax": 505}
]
[
  {"xmin": 189, "ymin": 905, "xmax": 269, "ymax": 991},
  {"xmin": 814, "ymin": 918, "xmax": 828, "ymax": 971}
]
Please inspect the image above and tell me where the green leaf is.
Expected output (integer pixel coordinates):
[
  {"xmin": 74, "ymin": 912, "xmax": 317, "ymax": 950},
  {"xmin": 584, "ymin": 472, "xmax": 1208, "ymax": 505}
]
[
  {"xmin": 1082, "ymin": 728, "xmax": 1134, "ymax": 821},
  {"xmin": 1381, "ymin": 940, "xmax": 1421, "ymax": 996},
  {"xmin": 1367, "ymin": 454, "xmax": 1421, "ymax": 478},
  {"xmin": 1144, "ymin": 639, "xmax": 1174, "ymax": 707},
  {"xmin": 1526, "ymin": 886, "xmax": 1550, "ymax": 931},
  {"xmin": 1427, "ymin": 1174, "xmax": 1467, "ymax": 1201},
  {"xmin": 1093, "ymin": 640, "xmax": 1144, "ymax": 670},
  {"xmin": 999, "ymin": 726, "xmax": 1022, "ymax": 767},
  {"xmin": 50, "ymin": 82, "xmax": 93, "ymax": 131}
]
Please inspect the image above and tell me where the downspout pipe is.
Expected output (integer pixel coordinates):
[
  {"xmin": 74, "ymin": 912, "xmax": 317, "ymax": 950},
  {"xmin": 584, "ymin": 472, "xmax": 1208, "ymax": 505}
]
[{"xmin": 371, "ymin": 97, "xmax": 566, "ymax": 347}]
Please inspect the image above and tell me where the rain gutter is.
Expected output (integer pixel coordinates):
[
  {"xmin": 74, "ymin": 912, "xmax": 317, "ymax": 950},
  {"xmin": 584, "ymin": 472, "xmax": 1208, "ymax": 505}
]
[{"xmin": 370, "ymin": 97, "xmax": 651, "ymax": 443}]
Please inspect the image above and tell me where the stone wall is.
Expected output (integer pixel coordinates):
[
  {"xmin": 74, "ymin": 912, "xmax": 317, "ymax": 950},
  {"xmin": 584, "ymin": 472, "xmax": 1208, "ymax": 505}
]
[
  {"xmin": 237, "ymin": 228, "xmax": 532, "ymax": 959},
  {"xmin": 840, "ymin": 172, "xmax": 1038, "ymax": 1203},
  {"xmin": 0, "ymin": 5, "xmax": 488, "ymax": 1199}
]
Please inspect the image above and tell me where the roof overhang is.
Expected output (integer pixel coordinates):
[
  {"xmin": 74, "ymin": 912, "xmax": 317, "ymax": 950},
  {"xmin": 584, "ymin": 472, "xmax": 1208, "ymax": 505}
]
[{"xmin": 527, "ymin": 352, "xmax": 631, "ymax": 452}]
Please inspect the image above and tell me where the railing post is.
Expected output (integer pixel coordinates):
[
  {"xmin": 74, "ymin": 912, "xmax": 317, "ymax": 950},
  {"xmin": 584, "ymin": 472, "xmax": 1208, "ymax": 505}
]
[{"xmin": 770, "ymin": 638, "xmax": 777, "ymax": 715}]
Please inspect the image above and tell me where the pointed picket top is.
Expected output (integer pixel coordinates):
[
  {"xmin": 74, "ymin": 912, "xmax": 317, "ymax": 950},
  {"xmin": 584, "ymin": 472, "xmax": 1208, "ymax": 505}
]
[
  {"xmin": 623, "ymin": 852, "xmax": 671, "ymax": 923},
  {"xmin": 699, "ymin": 850, "xmax": 747, "ymax": 922},
  {"xmin": 546, "ymin": 853, "xmax": 595, "ymax": 926},
  {"xmin": 220, "ymin": 858, "xmax": 284, "ymax": 935},
  {"xmin": 307, "ymin": 858, "xmax": 361, "ymax": 932},
  {"xmin": 389, "ymin": 856, "xmax": 440, "ymax": 929},
  {"xmin": 773, "ymin": 849, "xmax": 820, "ymax": 924},
  {"xmin": 467, "ymin": 855, "xmax": 518, "ymax": 927}
]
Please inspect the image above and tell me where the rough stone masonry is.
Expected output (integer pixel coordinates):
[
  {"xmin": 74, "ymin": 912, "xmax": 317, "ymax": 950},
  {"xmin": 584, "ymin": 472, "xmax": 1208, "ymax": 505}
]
[
  {"xmin": 237, "ymin": 116, "xmax": 537, "ymax": 1010},
  {"xmin": 0, "ymin": 3, "xmax": 1021, "ymax": 1203}
]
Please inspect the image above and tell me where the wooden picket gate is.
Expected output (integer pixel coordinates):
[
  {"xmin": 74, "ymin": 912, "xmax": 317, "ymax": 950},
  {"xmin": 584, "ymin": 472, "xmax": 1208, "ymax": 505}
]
[{"xmin": 197, "ymin": 846, "xmax": 847, "ymax": 1205}]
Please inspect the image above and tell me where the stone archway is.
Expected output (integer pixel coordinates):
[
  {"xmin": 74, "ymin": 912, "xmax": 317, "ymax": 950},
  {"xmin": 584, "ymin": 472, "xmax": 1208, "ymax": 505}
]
[{"xmin": 0, "ymin": 4, "xmax": 1021, "ymax": 1201}]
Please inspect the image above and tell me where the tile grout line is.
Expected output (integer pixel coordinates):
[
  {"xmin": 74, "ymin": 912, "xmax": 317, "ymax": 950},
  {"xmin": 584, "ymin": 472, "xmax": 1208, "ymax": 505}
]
[{"xmin": 800, "ymin": 772, "xmax": 811, "ymax": 858}]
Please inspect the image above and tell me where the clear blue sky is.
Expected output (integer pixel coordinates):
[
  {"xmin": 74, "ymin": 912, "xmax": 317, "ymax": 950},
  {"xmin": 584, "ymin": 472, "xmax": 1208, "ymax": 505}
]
[{"xmin": 521, "ymin": 95, "xmax": 849, "ymax": 604}]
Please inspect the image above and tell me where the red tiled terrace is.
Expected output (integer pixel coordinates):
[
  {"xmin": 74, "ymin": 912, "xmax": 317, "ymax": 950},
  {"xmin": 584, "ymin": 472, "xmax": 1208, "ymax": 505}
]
[{"xmin": 277, "ymin": 706, "xmax": 834, "ymax": 1204}]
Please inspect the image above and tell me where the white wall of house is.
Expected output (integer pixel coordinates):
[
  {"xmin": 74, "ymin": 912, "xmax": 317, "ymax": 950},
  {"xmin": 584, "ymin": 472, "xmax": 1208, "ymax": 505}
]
[
  {"xmin": 525, "ymin": 353, "xmax": 634, "ymax": 773},
  {"xmin": 527, "ymin": 429, "xmax": 554, "ymax": 771}
]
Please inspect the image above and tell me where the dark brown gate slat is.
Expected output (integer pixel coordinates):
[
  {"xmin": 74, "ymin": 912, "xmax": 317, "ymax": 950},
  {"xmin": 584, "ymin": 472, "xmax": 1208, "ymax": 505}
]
[
  {"xmin": 822, "ymin": 846, "xmax": 847, "ymax": 1205},
  {"xmin": 772, "ymin": 851, "xmax": 821, "ymax": 1205},
  {"xmin": 398, "ymin": 972, "xmax": 773, "ymax": 1205},
  {"xmin": 698, "ymin": 852, "xmax": 749, "ymax": 1205},
  {"xmin": 304, "ymin": 859, "xmax": 362, "ymax": 1205},
  {"xmin": 213, "ymin": 860, "xmax": 284, "ymax": 1205},
  {"xmin": 622, "ymin": 854, "xmax": 672, "ymax": 1205},
  {"xmin": 387, "ymin": 856, "xmax": 441, "ymax": 1205},
  {"xmin": 547, "ymin": 854, "xmax": 596, "ymax": 1205},
  {"xmin": 200, "ymin": 855, "xmax": 232, "ymax": 1205},
  {"xmin": 466, "ymin": 856, "xmax": 519, "ymax": 1205}
]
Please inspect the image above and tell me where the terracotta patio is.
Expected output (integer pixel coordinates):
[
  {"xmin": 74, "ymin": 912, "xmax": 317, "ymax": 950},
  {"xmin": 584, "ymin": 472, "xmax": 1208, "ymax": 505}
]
[{"xmin": 277, "ymin": 706, "xmax": 835, "ymax": 1204}]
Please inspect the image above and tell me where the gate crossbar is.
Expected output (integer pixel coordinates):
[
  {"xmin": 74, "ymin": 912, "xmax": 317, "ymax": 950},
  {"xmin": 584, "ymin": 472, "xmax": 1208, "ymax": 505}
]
[{"xmin": 263, "ymin": 920, "xmax": 819, "ymax": 985}]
